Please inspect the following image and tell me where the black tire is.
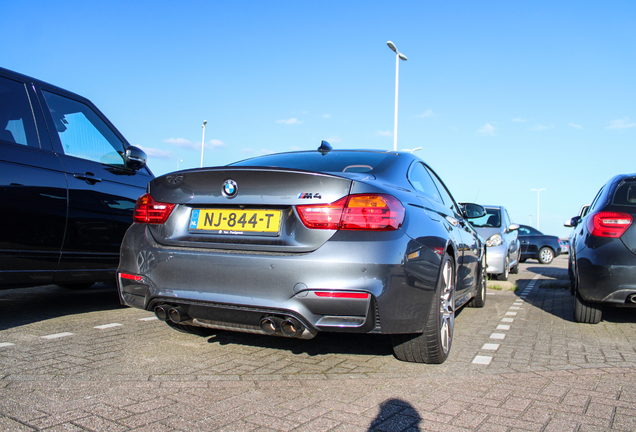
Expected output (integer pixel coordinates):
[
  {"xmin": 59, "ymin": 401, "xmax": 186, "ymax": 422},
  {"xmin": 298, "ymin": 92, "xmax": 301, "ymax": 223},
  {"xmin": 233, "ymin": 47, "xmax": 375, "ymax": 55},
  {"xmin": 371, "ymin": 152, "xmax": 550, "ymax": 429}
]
[
  {"xmin": 56, "ymin": 282, "xmax": 95, "ymax": 289},
  {"xmin": 538, "ymin": 247, "xmax": 555, "ymax": 264},
  {"xmin": 574, "ymin": 293, "xmax": 602, "ymax": 324},
  {"xmin": 166, "ymin": 321, "xmax": 217, "ymax": 336},
  {"xmin": 568, "ymin": 260, "xmax": 576, "ymax": 296},
  {"xmin": 468, "ymin": 254, "xmax": 487, "ymax": 308},
  {"xmin": 497, "ymin": 256, "xmax": 510, "ymax": 281},
  {"xmin": 391, "ymin": 253, "xmax": 455, "ymax": 364}
]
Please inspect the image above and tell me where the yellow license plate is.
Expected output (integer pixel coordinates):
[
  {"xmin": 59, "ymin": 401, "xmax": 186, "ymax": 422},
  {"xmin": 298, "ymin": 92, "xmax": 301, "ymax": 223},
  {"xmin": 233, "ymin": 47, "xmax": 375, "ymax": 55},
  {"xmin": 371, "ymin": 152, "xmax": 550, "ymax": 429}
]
[{"xmin": 189, "ymin": 209, "xmax": 281, "ymax": 234}]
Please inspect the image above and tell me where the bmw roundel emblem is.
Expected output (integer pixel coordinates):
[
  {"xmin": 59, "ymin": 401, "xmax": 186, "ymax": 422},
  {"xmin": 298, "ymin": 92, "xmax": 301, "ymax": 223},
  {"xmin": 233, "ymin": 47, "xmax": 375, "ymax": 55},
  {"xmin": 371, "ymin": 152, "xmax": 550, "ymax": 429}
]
[{"xmin": 222, "ymin": 179, "xmax": 238, "ymax": 198}]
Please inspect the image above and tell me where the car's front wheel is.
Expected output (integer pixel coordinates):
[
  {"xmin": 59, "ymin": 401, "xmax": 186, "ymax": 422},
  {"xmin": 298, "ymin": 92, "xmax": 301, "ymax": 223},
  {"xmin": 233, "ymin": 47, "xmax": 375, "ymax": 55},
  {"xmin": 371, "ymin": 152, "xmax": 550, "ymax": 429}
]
[
  {"xmin": 468, "ymin": 254, "xmax": 487, "ymax": 308},
  {"xmin": 538, "ymin": 247, "xmax": 555, "ymax": 264},
  {"xmin": 497, "ymin": 256, "xmax": 510, "ymax": 281},
  {"xmin": 391, "ymin": 253, "xmax": 455, "ymax": 364}
]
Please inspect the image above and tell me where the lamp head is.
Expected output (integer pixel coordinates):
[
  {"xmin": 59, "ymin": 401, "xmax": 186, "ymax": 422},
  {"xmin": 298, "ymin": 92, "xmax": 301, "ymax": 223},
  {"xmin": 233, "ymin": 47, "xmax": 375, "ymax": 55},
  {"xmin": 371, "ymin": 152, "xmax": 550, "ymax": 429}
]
[{"xmin": 387, "ymin": 41, "xmax": 397, "ymax": 53}]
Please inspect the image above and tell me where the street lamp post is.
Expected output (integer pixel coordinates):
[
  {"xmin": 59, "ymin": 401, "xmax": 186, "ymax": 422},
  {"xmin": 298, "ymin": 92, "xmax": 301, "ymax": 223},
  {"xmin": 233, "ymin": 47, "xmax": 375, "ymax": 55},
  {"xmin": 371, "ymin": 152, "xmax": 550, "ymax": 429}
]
[
  {"xmin": 531, "ymin": 188, "xmax": 546, "ymax": 230},
  {"xmin": 387, "ymin": 41, "xmax": 407, "ymax": 152},
  {"xmin": 200, "ymin": 120, "xmax": 207, "ymax": 168}
]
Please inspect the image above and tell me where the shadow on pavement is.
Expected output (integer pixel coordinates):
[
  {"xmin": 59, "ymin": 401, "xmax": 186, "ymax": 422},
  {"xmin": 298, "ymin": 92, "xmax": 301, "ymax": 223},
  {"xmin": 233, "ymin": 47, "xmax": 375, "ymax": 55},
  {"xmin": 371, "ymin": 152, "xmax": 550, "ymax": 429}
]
[
  {"xmin": 0, "ymin": 283, "xmax": 125, "ymax": 330},
  {"xmin": 368, "ymin": 399, "xmax": 422, "ymax": 431},
  {"xmin": 206, "ymin": 329, "xmax": 396, "ymax": 358}
]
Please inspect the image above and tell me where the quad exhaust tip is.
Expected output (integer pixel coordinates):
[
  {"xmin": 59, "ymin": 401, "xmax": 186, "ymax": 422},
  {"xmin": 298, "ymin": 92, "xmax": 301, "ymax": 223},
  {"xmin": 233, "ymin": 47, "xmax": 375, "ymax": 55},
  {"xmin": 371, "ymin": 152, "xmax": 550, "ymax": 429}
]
[
  {"xmin": 154, "ymin": 304, "xmax": 190, "ymax": 323},
  {"xmin": 259, "ymin": 315, "xmax": 307, "ymax": 338}
]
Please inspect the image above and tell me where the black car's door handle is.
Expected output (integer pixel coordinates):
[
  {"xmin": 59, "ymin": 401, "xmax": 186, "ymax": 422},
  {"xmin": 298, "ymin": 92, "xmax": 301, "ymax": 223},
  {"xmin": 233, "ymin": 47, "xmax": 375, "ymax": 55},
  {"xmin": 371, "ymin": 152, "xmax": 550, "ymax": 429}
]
[{"xmin": 73, "ymin": 173, "xmax": 103, "ymax": 184}]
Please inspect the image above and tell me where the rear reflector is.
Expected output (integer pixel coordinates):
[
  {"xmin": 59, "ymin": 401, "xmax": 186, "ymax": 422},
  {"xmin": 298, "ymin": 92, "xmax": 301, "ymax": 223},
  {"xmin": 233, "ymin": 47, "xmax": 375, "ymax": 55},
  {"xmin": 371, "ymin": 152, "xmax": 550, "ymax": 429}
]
[
  {"xmin": 314, "ymin": 292, "xmax": 370, "ymax": 299},
  {"xmin": 133, "ymin": 193, "xmax": 176, "ymax": 224},
  {"xmin": 588, "ymin": 211, "xmax": 633, "ymax": 238},
  {"xmin": 297, "ymin": 194, "xmax": 405, "ymax": 231},
  {"xmin": 119, "ymin": 273, "xmax": 143, "ymax": 282}
]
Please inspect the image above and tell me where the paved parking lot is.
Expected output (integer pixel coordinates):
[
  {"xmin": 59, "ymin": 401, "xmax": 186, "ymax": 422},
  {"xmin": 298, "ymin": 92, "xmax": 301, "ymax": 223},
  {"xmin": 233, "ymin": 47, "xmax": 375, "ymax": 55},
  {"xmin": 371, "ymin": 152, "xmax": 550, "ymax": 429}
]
[{"xmin": 1, "ymin": 255, "xmax": 635, "ymax": 431}]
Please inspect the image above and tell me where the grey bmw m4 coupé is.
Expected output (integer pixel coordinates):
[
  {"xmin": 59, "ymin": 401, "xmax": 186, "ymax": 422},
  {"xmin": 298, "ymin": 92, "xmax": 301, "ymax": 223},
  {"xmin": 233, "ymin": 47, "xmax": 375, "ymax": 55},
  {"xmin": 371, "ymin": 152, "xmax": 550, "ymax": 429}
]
[{"xmin": 117, "ymin": 143, "xmax": 487, "ymax": 363}]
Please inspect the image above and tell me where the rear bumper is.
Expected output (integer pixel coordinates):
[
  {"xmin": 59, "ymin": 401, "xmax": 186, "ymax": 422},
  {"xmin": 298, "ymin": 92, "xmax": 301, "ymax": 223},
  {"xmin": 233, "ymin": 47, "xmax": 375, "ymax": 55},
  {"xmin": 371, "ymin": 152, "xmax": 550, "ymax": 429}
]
[
  {"xmin": 118, "ymin": 224, "xmax": 443, "ymax": 335},
  {"xmin": 577, "ymin": 240, "xmax": 636, "ymax": 306}
]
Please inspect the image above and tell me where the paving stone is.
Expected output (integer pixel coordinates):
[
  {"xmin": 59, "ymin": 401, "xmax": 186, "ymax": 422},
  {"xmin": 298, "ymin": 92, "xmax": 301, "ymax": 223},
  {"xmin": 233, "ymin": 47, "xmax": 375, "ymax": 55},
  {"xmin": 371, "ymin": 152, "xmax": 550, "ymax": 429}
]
[{"xmin": 1, "ymin": 257, "xmax": 635, "ymax": 431}]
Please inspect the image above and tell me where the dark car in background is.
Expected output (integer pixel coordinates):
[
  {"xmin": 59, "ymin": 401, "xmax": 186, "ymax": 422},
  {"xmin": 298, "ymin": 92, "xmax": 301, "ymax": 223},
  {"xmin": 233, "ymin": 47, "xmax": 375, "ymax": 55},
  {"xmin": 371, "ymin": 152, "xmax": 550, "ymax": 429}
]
[
  {"xmin": 0, "ymin": 67, "xmax": 153, "ymax": 289},
  {"xmin": 517, "ymin": 224, "xmax": 562, "ymax": 264},
  {"xmin": 118, "ymin": 145, "xmax": 488, "ymax": 364},
  {"xmin": 566, "ymin": 174, "xmax": 636, "ymax": 324},
  {"xmin": 469, "ymin": 205, "xmax": 520, "ymax": 281}
]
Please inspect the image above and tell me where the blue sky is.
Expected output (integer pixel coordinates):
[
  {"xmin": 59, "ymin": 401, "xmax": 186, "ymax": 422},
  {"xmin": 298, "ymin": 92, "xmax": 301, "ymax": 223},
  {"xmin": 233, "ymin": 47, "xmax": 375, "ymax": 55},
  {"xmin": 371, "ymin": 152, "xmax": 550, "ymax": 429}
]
[{"xmin": 3, "ymin": 0, "xmax": 635, "ymax": 238}]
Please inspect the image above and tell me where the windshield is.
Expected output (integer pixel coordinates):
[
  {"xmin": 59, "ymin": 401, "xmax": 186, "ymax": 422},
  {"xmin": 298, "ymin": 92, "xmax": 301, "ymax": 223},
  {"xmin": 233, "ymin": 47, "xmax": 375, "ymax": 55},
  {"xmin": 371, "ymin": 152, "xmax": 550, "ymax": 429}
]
[{"xmin": 470, "ymin": 208, "xmax": 501, "ymax": 228}]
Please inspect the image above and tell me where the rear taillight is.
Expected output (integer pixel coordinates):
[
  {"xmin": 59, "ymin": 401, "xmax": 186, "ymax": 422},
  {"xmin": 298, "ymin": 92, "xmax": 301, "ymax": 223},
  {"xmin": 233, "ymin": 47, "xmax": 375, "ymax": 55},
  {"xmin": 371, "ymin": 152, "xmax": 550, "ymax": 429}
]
[
  {"xmin": 133, "ymin": 193, "xmax": 175, "ymax": 224},
  {"xmin": 119, "ymin": 272, "xmax": 143, "ymax": 281},
  {"xmin": 297, "ymin": 194, "xmax": 405, "ymax": 231},
  {"xmin": 588, "ymin": 211, "xmax": 633, "ymax": 238}
]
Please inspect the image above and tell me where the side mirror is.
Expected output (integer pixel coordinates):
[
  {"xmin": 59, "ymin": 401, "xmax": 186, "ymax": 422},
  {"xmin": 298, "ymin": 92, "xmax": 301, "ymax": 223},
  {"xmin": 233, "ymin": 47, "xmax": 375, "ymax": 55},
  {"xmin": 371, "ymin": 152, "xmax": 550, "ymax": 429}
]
[
  {"xmin": 462, "ymin": 203, "xmax": 486, "ymax": 219},
  {"xmin": 508, "ymin": 223, "xmax": 520, "ymax": 232},
  {"xmin": 564, "ymin": 216, "xmax": 581, "ymax": 228},
  {"xmin": 125, "ymin": 146, "xmax": 147, "ymax": 171}
]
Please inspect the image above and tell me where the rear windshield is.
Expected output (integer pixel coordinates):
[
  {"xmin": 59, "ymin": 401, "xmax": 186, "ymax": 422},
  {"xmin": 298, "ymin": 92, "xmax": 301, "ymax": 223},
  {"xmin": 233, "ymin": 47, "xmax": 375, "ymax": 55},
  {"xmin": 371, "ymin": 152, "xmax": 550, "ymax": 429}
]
[
  {"xmin": 612, "ymin": 181, "xmax": 636, "ymax": 207},
  {"xmin": 230, "ymin": 151, "xmax": 396, "ymax": 174},
  {"xmin": 470, "ymin": 208, "xmax": 501, "ymax": 228}
]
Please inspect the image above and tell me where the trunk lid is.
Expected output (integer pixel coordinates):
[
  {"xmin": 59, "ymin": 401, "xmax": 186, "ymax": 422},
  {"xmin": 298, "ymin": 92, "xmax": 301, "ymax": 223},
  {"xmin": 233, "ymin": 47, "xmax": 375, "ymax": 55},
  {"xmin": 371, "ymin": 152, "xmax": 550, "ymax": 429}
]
[{"xmin": 147, "ymin": 167, "xmax": 354, "ymax": 253}]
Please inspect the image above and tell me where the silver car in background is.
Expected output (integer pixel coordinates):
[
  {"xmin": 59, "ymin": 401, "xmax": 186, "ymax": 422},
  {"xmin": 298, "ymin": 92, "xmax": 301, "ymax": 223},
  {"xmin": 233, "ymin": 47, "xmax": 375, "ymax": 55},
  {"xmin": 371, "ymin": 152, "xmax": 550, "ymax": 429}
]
[{"xmin": 469, "ymin": 205, "xmax": 520, "ymax": 281}]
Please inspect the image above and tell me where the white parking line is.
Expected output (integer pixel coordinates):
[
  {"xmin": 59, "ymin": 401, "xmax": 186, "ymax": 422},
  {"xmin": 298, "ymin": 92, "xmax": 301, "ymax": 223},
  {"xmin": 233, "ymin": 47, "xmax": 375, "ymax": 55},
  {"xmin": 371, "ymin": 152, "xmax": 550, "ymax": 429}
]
[
  {"xmin": 93, "ymin": 323, "xmax": 123, "ymax": 330},
  {"xmin": 473, "ymin": 355, "xmax": 492, "ymax": 365},
  {"xmin": 0, "ymin": 342, "xmax": 15, "ymax": 348},
  {"xmin": 472, "ymin": 274, "xmax": 542, "ymax": 366},
  {"xmin": 41, "ymin": 332, "xmax": 74, "ymax": 340},
  {"xmin": 482, "ymin": 343, "xmax": 500, "ymax": 351},
  {"xmin": 139, "ymin": 316, "xmax": 158, "ymax": 321}
]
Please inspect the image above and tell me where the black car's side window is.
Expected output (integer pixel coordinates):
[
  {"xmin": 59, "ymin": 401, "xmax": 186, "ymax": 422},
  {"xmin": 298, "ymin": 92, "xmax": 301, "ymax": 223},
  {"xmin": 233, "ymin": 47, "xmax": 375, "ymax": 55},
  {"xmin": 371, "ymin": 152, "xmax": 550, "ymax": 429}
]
[
  {"xmin": 0, "ymin": 77, "xmax": 40, "ymax": 148},
  {"xmin": 408, "ymin": 162, "xmax": 443, "ymax": 204},
  {"xmin": 42, "ymin": 90, "xmax": 126, "ymax": 167}
]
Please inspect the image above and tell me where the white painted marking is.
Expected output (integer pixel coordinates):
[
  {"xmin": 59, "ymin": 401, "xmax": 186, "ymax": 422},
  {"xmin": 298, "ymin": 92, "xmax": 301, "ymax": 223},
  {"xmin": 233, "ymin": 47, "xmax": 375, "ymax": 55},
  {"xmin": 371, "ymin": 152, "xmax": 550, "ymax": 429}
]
[
  {"xmin": 42, "ymin": 332, "xmax": 74, "ymax": 340},
  {"xmin": 139, "ymin": 316, "xmax": 158, "ymax": 321},
  {"xmin": 497, "ymin": 325, "xmax": 511, "ymax": 330},
  {"xmin": 473, "ymin": 356, "xmax": 492, "ymax": 365},
  {"xmin": 486, "ymin": 292, "xmax": 495, "ymax": 296},
  {"xmin": 505, "ymin": 311, "xmax": 518, "ymax": 316},
  {"xmin": 509, "ymin": 306, "xmax": 520, "ymax": 310},
  {"xmin": 94, "ymin": 323, "xmax": 123, "ymax": 330},
  {"xmin": 482, "ymin": 343, "xmax": 500, "ymax": 351},
  {"xmin": 501, "ymin": 317, "xmax": 514, "ymax": 323},
  {"xmin": 490, "ymin": 333, "xmax": 506, "ymax": 340},
  {"xmin": 0, "ymin": 342, "xmax": 15, "ymax": 348}
]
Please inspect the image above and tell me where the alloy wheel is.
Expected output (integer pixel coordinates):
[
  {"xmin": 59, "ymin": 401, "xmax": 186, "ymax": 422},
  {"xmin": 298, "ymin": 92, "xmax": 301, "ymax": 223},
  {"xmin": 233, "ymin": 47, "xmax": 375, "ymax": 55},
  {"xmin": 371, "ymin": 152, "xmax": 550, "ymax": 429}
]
[{"xmin": 439, "ymin": 258, "xmax": 455, "ymax": 354}]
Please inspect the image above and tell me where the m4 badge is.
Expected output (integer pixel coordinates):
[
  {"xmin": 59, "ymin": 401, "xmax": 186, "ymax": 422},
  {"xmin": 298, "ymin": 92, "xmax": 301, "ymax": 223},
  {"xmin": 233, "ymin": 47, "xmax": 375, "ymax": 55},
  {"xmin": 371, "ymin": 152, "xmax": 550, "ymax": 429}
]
[{"xmin": 298, "ymin": 193, "xmax": 322, "ymax": 199}]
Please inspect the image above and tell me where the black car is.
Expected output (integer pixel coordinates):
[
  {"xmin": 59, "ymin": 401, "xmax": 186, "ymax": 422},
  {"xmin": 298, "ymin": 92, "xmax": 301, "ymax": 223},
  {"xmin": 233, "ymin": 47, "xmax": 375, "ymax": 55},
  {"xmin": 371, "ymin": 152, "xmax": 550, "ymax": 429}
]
[
  {"xmin": 0, "ymin": 67, "xmax": 153, "ymax": 289},
  {"xmin": 117, "ymin": 144, "xmax": 488, "ymax": 364},
  {"xmin": 566, "ymin": 174, "xmax": 636, "ymax": 324},
  {"xmin": 517, "ymin": 224, "xmax": 562, "ymax": 264}
]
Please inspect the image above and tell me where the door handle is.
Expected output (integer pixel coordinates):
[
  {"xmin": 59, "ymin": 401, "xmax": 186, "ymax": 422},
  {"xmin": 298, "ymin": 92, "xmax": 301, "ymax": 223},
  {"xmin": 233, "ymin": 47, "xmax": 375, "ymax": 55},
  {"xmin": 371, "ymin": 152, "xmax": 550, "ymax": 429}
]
[{"xmin": 73, "ymin": 173, "xmax": 103, "ymax": 184}]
